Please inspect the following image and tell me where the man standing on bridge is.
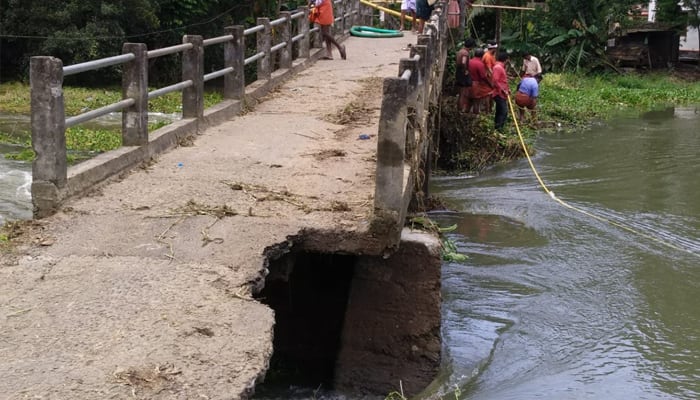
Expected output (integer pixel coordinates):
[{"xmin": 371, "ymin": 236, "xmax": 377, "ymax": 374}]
[
  {"xmin": 399, "ymin": 0, "xmax": 417, "ymax": 31},
  {"xmin": 309, "ymin": 0, "xmax": 347, "ymax": 60}
]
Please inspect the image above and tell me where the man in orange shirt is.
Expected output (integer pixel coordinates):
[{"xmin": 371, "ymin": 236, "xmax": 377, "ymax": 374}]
[
  {"xmin": 481, "ymin": 42, "xmax": 498, "ymax": 112},
  {"xmin": 482, "ymin": 42, "xmax": 497, "ymax": 75},
  {"xmin": 310, "ymin": 0, "xmax": 346, "ymax": 60}
]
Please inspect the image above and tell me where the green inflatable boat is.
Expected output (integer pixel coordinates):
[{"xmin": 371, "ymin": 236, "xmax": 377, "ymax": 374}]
[{"xmin": 349, "ymin": 26, "xmax": 403, "ymax": 38}]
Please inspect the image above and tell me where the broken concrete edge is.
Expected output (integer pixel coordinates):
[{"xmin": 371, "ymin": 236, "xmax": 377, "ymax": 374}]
[
  {"xmin": 369, "ymin": 162, "xmax": 416, "ymax": 252},
  {"xmin": 32, "ymin": 39, "xmax": 348, "ymax": 219},
  {"xmin": 254, "ymin": 227, "xmax": 442, "ymax": 397},
  {"xmin": 335, "ymin": 228, "xmax": 442, "ymax": 396}
]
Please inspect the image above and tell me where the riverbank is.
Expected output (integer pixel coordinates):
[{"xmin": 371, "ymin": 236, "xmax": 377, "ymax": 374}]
[
  {"xmin": 538, "ymin": 70, "xmax": 700, "ymax": 129},
  {"xmin": 435, "ymin": 69, "xmax": 700, "ymax": 172}
]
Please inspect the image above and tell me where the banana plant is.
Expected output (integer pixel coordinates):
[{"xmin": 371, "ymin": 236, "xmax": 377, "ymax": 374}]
[{"xmin": 544, "ymin": 17, "xmax": 607, "ymax": 72}]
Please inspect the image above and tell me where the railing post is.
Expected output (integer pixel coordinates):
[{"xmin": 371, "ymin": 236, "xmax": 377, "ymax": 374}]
[
  {"xmin": 400, "ymin": 58, "xmax": 419, "ymax": 90},
  {"xmin": 182, "ymin": 35, "xmax": 204, "ymax": 119},
  {"xmin": 280, "ymin": 12, "xmax": 293, "ymax": 69},
  {"xmin": 340, "ymin": 0, "xmax": 347, "ymax": 34},
  {"xmin": 349, "ymin": 0, "xmax": 358, "ymax": 28},
  {"xmin": 399, "ymin": 58, "xmax": 419, "ymax": 160},
  {"xmin": 226, "ymin": 25, "xmax": 245, "ymax": 100},
  {"xmin": 373, "ymin": 77, "xmax": 408, "ymax": 218},
  {"xmin": 336, "ymin": 0, "xmax": 344, "ymax": 34},
  {"xmin": 359, "ymin": 2, "xmax": 367, "ymax": 26},
  {"xmin": 257, "ymin": 18, "xmax": 272, "ymax": 80},
  {"xmin": 30, "ymin": 56, "xmax": 67, "ymax": 217},
  {"xmin": 312, "ymin": 24, "xmax": 323, "ymax": 50},
  {"xmin": 299, "ymin": 7, "xmax": 311, "ymax": 58},
  {"xmin": 122, "ymin": 43, "xmax": 148, "ymax": 146},
  {"xmin": 418, "ymin": 35, "xmax": 432, "ymax": 109}
]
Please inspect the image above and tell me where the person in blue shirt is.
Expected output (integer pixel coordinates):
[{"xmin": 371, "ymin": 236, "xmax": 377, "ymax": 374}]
[{"xmin": 515, "ymin": 74, "xmax": 541, "ymax": 124}]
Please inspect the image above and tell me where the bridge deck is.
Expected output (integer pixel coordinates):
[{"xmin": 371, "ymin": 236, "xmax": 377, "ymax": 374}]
[{"xmin": 0, "ymin": 35, "xmax": 412, "ymax": 399}]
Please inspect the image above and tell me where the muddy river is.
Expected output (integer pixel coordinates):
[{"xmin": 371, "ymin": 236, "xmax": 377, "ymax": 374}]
[{"xmin": 431, "ymin": 106, "xmax": 699, "ymax": 399}]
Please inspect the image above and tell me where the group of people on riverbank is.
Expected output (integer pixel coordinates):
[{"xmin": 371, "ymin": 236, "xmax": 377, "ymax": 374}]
[{"xmin": 455, "ymin": 38, "xmax": 543, "ymax": 132}]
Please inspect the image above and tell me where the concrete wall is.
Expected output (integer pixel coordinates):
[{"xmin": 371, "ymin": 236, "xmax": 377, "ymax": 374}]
[
  {"xmin": 372, "ymin": 2, "xmax": 449, "ymax": 249},
  {"xmin": 334, "ymin": 229, "xmax": 442, "ymax": 396}
]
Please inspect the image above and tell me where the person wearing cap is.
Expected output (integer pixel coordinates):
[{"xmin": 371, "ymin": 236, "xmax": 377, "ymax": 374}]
[
  {"xmin": 492, "ymin": 52, "xmax": 511, "ymax": 132},
  {"xmin": 483, "ymin": 42, "xmax": 498, "ymax": 75},
  {"xmin": 515, "ymin": 73, "xmax": 541, "ymax": 124},
  {"xmin": 455, "ymin": 38, "xmax": 476, "ymax": 113},
  {"xmin": 522, "ymin": 51, "xmax": 542, "ymax": 80}
]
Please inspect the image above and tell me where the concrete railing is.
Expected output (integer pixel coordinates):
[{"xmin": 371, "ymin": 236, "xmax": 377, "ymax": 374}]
[
  {"xmin": 29, "ymin": 0, "xmax": 360, "ymax": 218},
  {"xmin": 372, "ymin": 2, "xmax": 449, "ymax": 244}
]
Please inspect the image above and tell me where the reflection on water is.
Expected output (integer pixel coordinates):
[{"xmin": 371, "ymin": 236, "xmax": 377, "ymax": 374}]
[
  {"xmin": 0, "ymin": 144, "xmax": 32, "ymax": 225},
  {"xmin": 432, "ymin": 107, "xmax": 700, "ymax": 400},
  {"xmin": 0, "ymin": 111, "xmax": 181, "ymax": 224}
]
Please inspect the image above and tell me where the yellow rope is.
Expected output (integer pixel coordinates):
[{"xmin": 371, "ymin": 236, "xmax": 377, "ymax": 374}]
[
  {"xmin": 505, "ymin": 95, "xmax": 699, "ymax": 258},
  {"xmin": 359, "ymin": 0, "xmax": 416, "ymax": 22}
]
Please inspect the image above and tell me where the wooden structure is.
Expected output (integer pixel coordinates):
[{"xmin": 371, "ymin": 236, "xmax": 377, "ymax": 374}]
[{"xmin": 607, "ymin": 24, "xmax": 680, "ymax": 68}]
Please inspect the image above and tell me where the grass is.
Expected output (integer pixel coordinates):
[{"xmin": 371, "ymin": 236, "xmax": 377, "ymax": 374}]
[
  {"xmin": 537, "ymin": 72, "xmax": 700, "ymax": 129},
  {"xmin": 0, "ymin": 82, "xmax": 224, "ymax": 161},
  {"xmin": 437, "ymin": 70, "xmax": 700, "ymax": 174},
  {"xmin": 0, "ymin": 82, "xmax": 223, "ymax": 115}
]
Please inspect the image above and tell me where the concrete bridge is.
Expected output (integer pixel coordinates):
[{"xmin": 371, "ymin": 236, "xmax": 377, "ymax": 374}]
[{"xmin": 2, "ymin": 2, "xmax": 453, "ymax": 398}]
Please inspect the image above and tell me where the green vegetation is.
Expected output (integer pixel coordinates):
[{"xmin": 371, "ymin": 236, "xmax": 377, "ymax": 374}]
[
  {"xmin": 0, "ymin": 82, "xmax": 224, "ymax": 162},
  {"xmin": 0, "ymin": 83, "xmax": 223, "ymax": 115},
  {"xmin": 0, "ymin": 0, "xmax": 284, "ymax": 83},
  {"xmin": 438, "ymin": 70, "xmax": 700, "ymax": 173},
  {"xmin": 409, "ymin": 217, "xmax": 469, "ymax": 263},
  {"xmin": 469, "ymin": 0, "xmax": 700, "ymax": 72},
  {"xmin": 0, "ymin": 220, "xmax": 24, "ymax": 254},
  {"xmin": 538, "ymin": 72, "xmax": 700, "ymax": 129}
]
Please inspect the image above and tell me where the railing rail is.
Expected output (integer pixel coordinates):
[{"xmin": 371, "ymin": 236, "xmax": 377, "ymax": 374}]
[
  {"xmin": 30, "ymin": 0, "xmax": 360, "ymax": 217},
  {"xmin": 372, "ymin": 2, "xmax": 449, "ymax": 241}
]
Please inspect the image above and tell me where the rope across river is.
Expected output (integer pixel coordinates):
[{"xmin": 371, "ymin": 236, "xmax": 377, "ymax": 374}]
[{"xmin": 506, "ymin": 95, "xmax": 700, "ymax": 258}]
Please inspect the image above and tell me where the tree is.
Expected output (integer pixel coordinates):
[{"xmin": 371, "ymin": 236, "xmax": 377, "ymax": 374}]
[
  {"xmin": 0, "ymin": 0, "xmax": 160, "ymax": 80},
  {"xmin": 0, "ymin": 0, "xmax": 285, "ymax": 82},
  {"xmin": 493, "ymin": 0, "xmax": 640, "ymax": 72},
  {"xmin": 655, "ymin": 0, "xmax": 685, "ymax": 26}
]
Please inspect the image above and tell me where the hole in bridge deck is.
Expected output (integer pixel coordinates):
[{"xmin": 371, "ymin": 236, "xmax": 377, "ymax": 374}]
[{"xmin": 253, "ymin": 252, "xmax": 356, "ymax": 397}]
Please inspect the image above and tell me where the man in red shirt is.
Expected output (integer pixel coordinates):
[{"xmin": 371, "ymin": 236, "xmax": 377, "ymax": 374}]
[
  {"xmin": 492, "ymin": 52, "xmax": 511, "ymax": 132},
  {"xmin": 468, "ymin": 48, "xmax": 491, "ymax": 114}
]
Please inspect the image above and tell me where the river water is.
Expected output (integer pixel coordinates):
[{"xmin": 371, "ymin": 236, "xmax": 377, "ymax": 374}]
[
  {"xmin": 0, "ymin": 113, "xmax": 33, "ymax": 225},
  {"xmin": 0, "ymin": 111, "xmax": 180, "ymax": 226},
  {"xmin": 432, "ymin": 106, "xmax": 700, "ymax": 399},
  {"xmin": 0, "ymin": 144, "xmax": 32, "ymax": 226}
]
